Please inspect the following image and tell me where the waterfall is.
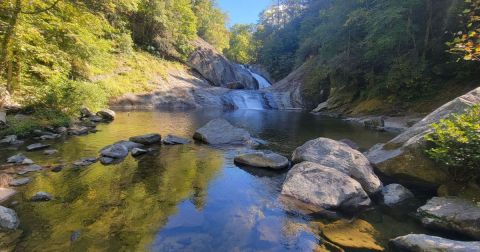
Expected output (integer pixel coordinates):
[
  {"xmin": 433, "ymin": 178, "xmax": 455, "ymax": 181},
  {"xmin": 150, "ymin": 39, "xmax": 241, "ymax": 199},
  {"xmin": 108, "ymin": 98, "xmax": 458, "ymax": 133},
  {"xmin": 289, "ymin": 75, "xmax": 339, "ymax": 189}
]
[
  {"xmin": 239, "ymin": 64, "xmax": 272, "ymax": 89},
  {"xmin": 223, "ymin": 90, "xmax": 266, "ymax": 110}
]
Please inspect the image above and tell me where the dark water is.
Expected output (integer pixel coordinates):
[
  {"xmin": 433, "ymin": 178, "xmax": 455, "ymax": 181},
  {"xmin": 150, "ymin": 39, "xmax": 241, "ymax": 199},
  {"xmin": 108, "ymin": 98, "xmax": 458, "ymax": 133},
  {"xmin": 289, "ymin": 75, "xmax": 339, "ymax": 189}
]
[{"xmin": 1, "ymin": 110, "xmax": 432, "ymax": 251}]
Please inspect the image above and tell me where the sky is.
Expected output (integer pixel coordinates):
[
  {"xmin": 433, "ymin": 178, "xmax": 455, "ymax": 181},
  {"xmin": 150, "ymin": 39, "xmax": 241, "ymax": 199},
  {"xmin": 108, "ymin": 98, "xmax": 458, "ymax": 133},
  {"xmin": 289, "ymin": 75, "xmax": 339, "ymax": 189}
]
[{"xmin": 218, "ymin": 0, "xmax": 273, "ymax": 26}]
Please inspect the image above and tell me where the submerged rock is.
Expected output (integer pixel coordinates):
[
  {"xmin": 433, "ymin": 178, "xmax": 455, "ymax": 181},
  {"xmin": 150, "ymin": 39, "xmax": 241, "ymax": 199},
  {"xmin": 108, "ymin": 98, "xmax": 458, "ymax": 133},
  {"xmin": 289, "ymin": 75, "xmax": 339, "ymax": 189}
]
[
  {"xmin": 68, "ymin": 126, "xmax": 90, "ymax": 136},
  {"xmin": 0, "ymin": 206, "xmax": 19, "ymax": 231},
  {"xmin": 193, "ymin": 118, "xmax": 254, "ymax": 145},
  {"xmin": 322, "ymin": 219, "xmax": 384, "ymax": 251},
  {"xmin": 96, "ymin": 109, "xmax": 116, "ymax": 121},
  {"xmin": 381, "ymin": 184, "xmax": 414, "ymax": 207},
  {"xmin": 73, "ymin": 157, "xmax": 98, "ymax": 167},
  {"xmin": 17, "ymin": 164, "xmax": 42, "ymax": 175},
  {"xmin": 0, "ymin": 188, "xmax": 17, "ymax": 203},
  {"xmin": 417, "ymin": 197, "xmax": 480, "ymax": 239},
  {"xmin": 129, "ymin": 133, "xmax": 161, "ymax": 145},
  {"xmin": 234, "ymin": 151, "xmax": 289, "ymax": 170},
  {"xmin": 51, "ymin": 165, "xmax": 64, "ymax": 172},
  {"xmin": 363, "ymin": 116, "xmax": 385, "ymax": 130},
  {"xmin": 162, "ymin": 135, "xmax": 191, "ymax": 145},
  {"xmin": 367, "ymin": 87, "xmax": 480, "ymax": 187},
  {"xmin": 26, "ymin": 143, "xmax": 50, "ymax": 151},
  {"xmin": 390, "ymin": 234, "xmax": 480, "ymax": 252},
  {"xmin": 43, "ymin": 149, "xmax": 59, "ymax": 155},
  {"xmin": 30, "ymin": 192, "xmax": 53, "ymax": 202},
  {"xmin": 292, "ymin": 137, "xmax": 382, "ymax": 194},
  {"xmin": 281, "ymin": 162, "xmax": 371, "ymax": 212},
  {"xmin": 9, "ymin": 177, "xmax": 31, "ymax": 187}
]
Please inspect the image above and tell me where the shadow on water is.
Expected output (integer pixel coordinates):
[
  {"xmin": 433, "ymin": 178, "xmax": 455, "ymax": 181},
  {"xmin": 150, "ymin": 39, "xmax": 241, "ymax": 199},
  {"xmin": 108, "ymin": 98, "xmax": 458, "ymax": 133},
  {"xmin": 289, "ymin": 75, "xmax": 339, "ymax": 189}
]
[{"xmin": 0, "ymin": 109, "xmax": 437, "ymax": 251}]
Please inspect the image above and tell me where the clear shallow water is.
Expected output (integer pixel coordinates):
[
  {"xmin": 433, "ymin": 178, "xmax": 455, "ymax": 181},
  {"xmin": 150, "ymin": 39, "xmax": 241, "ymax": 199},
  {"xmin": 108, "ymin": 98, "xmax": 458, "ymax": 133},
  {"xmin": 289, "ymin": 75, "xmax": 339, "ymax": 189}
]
[{"xmin": 1, "ymin": 110, "xmax": 435, "ymax": 251}]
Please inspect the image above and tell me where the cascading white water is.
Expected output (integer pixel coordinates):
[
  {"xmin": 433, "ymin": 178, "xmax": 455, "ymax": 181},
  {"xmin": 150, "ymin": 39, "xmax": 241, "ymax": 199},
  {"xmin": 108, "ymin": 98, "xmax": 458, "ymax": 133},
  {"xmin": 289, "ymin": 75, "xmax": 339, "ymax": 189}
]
[
  {"xmin": 250, "ymin": 71, "xmax": 271, "ymax": 89},
  {"xmin": 224, "ymin": 90, "xmax": 266, "ymax": 110}
]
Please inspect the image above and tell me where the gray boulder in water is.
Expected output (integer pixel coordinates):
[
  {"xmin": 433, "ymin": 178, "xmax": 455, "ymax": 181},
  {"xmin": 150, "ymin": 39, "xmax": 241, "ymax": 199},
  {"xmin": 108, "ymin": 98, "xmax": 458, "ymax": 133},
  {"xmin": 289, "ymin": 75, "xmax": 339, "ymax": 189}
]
[
  {"xmin": 381, "ymin": 184, "xmax": 414, "ymax": 207},
  {"xmin": 193, "ymin": 119, "xmax": 254, "ymax": 145},
  {"xmin": 234, "ymin": 151, "xmax": 289, "ymax": 170},
  {"xmin": 281, "ymin": 162, "xmax": 371, "ymax": 212},
  {"xmin": 31, "ymin": 192, "xmax": 53, "ymax": 202},
  {"xmin": 0, "ymin": 206, "xmax": 19, "ymax": 230},
  {"xmin": 26, "ymin": 143, "xmax": 50, "ymax": 151},
  {"xmin": 100, "ymin": 144, "xmax": 129, "ymax": 159},
  {"xmin": 367, "ymin": 87, "xmax": 480, "ymax": 187},
  {"xmin": 162, "ymin": 135, "xmax": 191, "ymax": 145},
  {"xmin": 292, "ymin": 137, "xmax": 382, "ymax": 194},
  {"xmin": 96, "ymin": 109, "xmax": 116, "ymax": 121},
  {"xmin": 417, "ymin": 197, "xmax": 480, "ymax": 239},
  {"xmin": 390, "ymin": 234, "xmax": 480, "ymax": 252},
  {"xmin": 129, "ymin": 133, "xmax": 161, "ymax": 145}
]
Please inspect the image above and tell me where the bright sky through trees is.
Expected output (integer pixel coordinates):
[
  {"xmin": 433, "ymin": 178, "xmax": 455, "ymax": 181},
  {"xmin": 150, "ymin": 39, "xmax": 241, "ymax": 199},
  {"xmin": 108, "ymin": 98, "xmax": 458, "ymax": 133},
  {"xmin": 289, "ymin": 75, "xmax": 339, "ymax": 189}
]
[{"xmin": 218, "ymin": 0, "xmax": 273, "ymax": 25}]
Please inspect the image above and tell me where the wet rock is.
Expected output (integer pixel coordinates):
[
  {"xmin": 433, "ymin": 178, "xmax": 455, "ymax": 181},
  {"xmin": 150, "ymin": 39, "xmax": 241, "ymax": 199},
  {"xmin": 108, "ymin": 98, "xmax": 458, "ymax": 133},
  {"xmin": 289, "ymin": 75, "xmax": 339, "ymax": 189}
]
[
  {"xmin": 9, "ymin": 177, "xmax": 31, "ymax": 187},
  {"xmin": 96, "ymin": 109, "xmax": 115, "ymax": 121},
  {"xmin": 21, "ymin": 158, "xmax": 34, "ymax": 165},
  {"xmin": 68, "ymin": 126, "xmax": 90, "ymax": 136},
  {"xmin": 131, "ymin": 148, "xmax": 148, "ymax": 157},
  {"xmin": 281, "ymin": 162, "xmax": 371, "ymax": 212},
  {"xmin": 80, "ymin": 107, "xmax": 94, "ymax": 118},
  {"xmin": 26, "ymin": 143, "xmax": 50, "ymax": 151},
  {"xmin": 6, "ymin": 154, "xmax": 27, "ymax": 164},
  {"xmin": 367, "ymin": 87, "xmax": 480, "ymax": 187},
  {"xmin": 234, "ymin": 151, "xmax": 289, "ymax": 170},
  {"xmin": 0, "ymin": 206, "xmax": 19, "ymax": 230},
  {"xmin": 100, "ymin": 144, "xmax": 129, "ymax": 159},
  {"xmin": 390, "ymin": 234, "xmax": 480, "ymax": 252},
  {"xmin": 73, "ymin": 157, "xmax": 98, "ymax": 167},
  {"xmin": 381, "ymin": 184, "xmax": 414, "ymax": 207},
  {"xmin": 322, "ymin": 219, "xmax": 384, "ymax": 251},
  {"xmin": 17, "ymin": 164, "xmax": 43, "ymax": 175},
  {"xmin": 39, "ymin": 134, "xmax": 60, "ymax": 140},
  {"xmin": 0, "ymin": 135, "xmax": 17, "ymax": 145},
  {"xmin": 89, "ymin": 116, "xmax": 103, "ymax": 123},
  {"xmin": 44, "ymin": 149, "xmax": 59, "ymax": 155},
  {"xmin": 193, "ymin": 118, "xmax": 254, "ymax": 145},
  {"xmin": 0, "ymin": 188, "xmax": 17, "ymax": 203},
  {"xmin": 100, "ymin": 157, "xmax": 117, "ymax": 165},
  {"xmin": 417, "ymin": 197, "xmax": 480, "ymax": 239},
  {"xmin": 162, "ymin": 135, "xmax": 191, "ymax": 145},
  {"xmin": 30, "ymin": 192, "xmax": 53, "ymax": 202},
  {"xmin": 292, "ymin": 137, "xmax": 382, "ymax": 194},
  {"xmin": 102, "ymin": 140, "xmax": 144, "ymax": 152},
  {"xmin": 311, "ymin": 102, "xmax": 328, "ymax": 113},
  {"xmin": 129, "ymin": 133, "xmax": 161, "ymax": 145}
]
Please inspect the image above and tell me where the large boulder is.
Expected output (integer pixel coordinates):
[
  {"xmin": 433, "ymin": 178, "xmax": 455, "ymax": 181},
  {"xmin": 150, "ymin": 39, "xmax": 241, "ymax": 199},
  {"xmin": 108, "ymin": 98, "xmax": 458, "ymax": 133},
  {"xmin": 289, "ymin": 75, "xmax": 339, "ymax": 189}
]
[
  {"xmin": 193, "ymin": 119, "xmax": 254, "ymax": 145},
  {"xmin": 367, "ymin": 87, "xmax": 480, "ymax": 187},
  {"xmin": 381, "ymin": 184, "xmax": 414, "ymax": 207},
  {"xmin": 0, "ymin": 206, "xmax": 19, "ymax": 230},
  {"xmin": 129, "ymin": 133, "xmax": 161, "ymax": 145},
  {"xmin": 390, "ymin": 234, "xmax": 480, "ymax": 252},
  {"xmin": 234, "ymin": 151, "xmax": 289, "ymax": 170},
  {"xmin": 100, "ymin": 144, "xmax": 129, "ymax": 159},
  {"xmin": 417, "ymin": 197, "xmax": 480, "ymax": 239},
  {"xmin": 187, "ymin": 38, "xmax": 257, "ymax": 89},
  {"xmin": 292, "ymin": 137, "xmax": 382, "ymax": 194},
  {"xmin": 281, "ymin": 162, "xmax": 371, "ymax": 212},
  {"xmin": 96, "ymin": 109, "xmax": 116, "ymax": 121}
]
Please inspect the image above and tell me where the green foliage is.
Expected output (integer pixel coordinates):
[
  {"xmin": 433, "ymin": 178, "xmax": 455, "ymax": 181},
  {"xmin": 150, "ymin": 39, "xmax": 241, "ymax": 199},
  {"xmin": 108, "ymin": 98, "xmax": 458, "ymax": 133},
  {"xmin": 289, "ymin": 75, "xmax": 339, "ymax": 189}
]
[
  {"xmin": 193, "ymin": 0, "xmax": 230, "ymax": 52},
  {"xmin": 0, "ymin": 110, "xmax": 70, "ymax": 137},
  {"xmin": 425, "ymin": 106, "xmax": 480, "ymax": 182},
  {"xmin": 224, "ymin": 24, "xmax": 258, "ymax": 64},
  {"xmin": 449, "ymin": 0, "xmax": 480, "ymax": 60}
]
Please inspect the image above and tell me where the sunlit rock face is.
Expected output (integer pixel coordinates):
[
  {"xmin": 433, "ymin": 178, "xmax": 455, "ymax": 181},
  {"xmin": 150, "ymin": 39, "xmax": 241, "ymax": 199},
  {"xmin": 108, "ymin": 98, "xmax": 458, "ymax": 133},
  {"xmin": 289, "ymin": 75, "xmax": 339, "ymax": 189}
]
[{"xmin": 367, "ymin": 87, "xmax": 480, "ymax": 188}]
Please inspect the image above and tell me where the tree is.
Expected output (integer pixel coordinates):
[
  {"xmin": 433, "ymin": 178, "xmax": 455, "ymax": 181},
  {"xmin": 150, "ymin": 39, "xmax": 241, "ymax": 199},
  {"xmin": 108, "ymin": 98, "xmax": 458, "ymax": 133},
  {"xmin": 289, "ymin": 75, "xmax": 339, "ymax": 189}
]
[
  {"xmin": 450, "ymin": 0, "xmax": 480, "ymax": 60},
  {"xmin": 192, "ymin": 0, "xmax": 230, "ymax": 52},
  {"xmin": 224, "ymin": 24, "xmax": 257, "ymax": 64}
]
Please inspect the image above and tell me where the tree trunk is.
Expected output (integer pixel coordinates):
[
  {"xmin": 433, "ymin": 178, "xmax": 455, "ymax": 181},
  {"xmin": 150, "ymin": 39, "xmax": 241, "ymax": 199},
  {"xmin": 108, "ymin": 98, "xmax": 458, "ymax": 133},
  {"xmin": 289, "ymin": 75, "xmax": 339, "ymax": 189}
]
[
  {"xmin": 423, "ymin": 0, "xmax": 433, "ymax": 59},
  {"xmin": 1, "ymin": 0, "xmax": 22, "ymax": 94}
]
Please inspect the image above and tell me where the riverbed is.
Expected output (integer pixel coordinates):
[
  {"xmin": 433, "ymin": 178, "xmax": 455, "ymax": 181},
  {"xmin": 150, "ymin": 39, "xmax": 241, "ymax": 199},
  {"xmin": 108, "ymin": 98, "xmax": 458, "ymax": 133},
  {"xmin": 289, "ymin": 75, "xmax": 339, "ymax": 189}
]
[{"xmin": 1, "ymin": 109, "xmax": 438, "ymax": 251}]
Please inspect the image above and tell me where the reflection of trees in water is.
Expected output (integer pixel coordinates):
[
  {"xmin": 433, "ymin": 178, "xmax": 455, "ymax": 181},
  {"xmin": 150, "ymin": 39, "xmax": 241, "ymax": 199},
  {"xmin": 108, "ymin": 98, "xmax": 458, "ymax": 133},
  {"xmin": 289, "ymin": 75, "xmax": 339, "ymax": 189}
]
[{"xmin": 14, "ymin": 145, "xmax": 223, "ymax": 251}]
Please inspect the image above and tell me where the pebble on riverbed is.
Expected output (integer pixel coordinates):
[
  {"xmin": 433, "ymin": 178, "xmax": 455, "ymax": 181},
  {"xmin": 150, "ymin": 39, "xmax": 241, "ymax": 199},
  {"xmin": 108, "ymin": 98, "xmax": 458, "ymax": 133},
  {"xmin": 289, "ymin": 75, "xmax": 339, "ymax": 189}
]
[
  {"xmin": 9, "ymin": 177, "xmax": 31, "ymax": 187},
  {"xmin": 30, "ymin": 192, "xmax": 54, "ymax": 202},
  {"xmin": 0, "ymin": 206, "xmax": 20, "ymax": 230}
]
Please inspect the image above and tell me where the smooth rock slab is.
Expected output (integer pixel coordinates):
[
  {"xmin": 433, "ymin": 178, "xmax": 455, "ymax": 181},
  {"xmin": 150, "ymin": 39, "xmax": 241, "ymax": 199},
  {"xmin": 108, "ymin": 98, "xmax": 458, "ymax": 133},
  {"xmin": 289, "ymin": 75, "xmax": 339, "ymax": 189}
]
[
  {"xmin": 234, "ymin": 151, "xmax": 289, "ymax": 170},
  {"xmin": 390, "ymin": 234, "xmax": 480, "ymax": 252},
  {"xmin": 129, "ymin": 133, "xmax": 161, "ymax": 145},
  {"xmin": 26, "ymin": 143, "xmax": 50, "ymax": 151},
  {"xmin": 193, "ymin": 118, "xmax": 253, "ymax": 145},
  {"xmin": 30, "ymin": 192, "xmax": 53, "ymax": 202},
  {"xmin": 9, "ymin": 177, "xmax": 31, "ymax": 187},
  {"xmin": 0, "ymin": 188, "xmax": 17, "ymax": 203},
  {"xmin": 323, "ymin": 219, "xmax": 384, "ymax": 251},
  {"xmin": 292, "ymin": 137, "xmax": 382, "ymax": 194},
  {"xmin": 0, "ymin": 206, "xmax": 19, "ymax": 230},
  {"xmin": 382, "ymin": 184, "xmax": 414, "ymax": 207},
  {"xmin": 417, "ymin": 197, "xmax": 480, "ymax": 239},
  {"xmin": 17, "ymin": 164, "xmax": 42, "ymax": 175},
  {"xmin": 281, "ymin": 162, "xmax": 371, "ymax": 212},
  {"xmin": 162, "ymin": 135, "xmax": 191, "ymax": 145}
]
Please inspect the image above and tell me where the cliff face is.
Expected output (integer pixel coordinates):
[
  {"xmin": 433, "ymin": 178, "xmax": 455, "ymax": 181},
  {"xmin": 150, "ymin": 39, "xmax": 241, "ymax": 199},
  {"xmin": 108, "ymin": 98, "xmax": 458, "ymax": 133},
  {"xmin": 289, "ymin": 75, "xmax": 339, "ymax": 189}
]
[{"xmin": 187, "ymin": 38, "xmax": 258, "ymax": 90}]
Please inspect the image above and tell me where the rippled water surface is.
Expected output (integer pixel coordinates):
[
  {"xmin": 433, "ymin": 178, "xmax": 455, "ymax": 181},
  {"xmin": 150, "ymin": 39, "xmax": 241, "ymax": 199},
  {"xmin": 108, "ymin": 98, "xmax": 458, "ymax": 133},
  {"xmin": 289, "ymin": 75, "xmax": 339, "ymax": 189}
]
[{"xmin": 1, "ymin": 110, "xmax": 434, "ymax": 251}]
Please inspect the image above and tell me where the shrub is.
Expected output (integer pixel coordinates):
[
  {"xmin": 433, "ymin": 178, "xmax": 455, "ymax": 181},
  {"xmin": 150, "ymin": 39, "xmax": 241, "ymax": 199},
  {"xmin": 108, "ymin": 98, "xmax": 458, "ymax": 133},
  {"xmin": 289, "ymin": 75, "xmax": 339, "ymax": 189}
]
[{"xmin": 425, "ymin": 105, "xmax": 480, "ymax": 182}]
